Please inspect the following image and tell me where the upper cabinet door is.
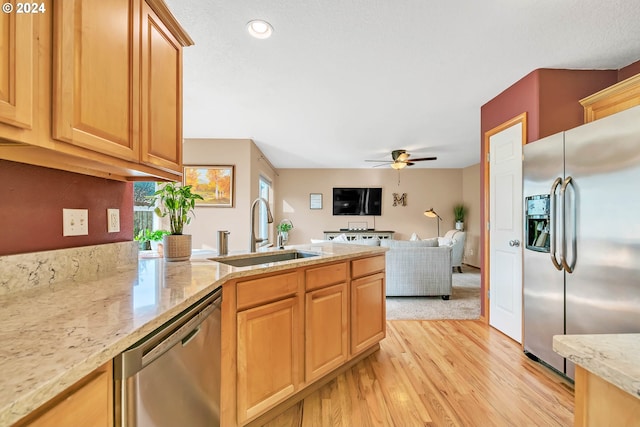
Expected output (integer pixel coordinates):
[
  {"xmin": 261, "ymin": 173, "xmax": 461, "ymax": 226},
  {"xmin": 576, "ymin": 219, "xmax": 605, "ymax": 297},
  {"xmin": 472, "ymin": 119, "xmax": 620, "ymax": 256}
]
[
  {"xmin": 0, "ymin": 9, "xmax": 34, "ymax": 132},
  {"xmin": 140, "ymin": 1, "xmax": 182, "ymax": 174},
  {"xmin": 52, "ymin": 0, "xmax": 139, "ymax": 161}
]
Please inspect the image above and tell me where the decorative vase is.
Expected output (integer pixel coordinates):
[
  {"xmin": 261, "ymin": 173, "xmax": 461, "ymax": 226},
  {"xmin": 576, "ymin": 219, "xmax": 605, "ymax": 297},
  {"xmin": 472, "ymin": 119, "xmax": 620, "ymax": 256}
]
[
  {"xmin": 163, "ymin": 234, "xmax": 192, "ymax": 262},
  {"xmin": 455, "ymin": 221, "xmax": 464, "ymax": 231}
]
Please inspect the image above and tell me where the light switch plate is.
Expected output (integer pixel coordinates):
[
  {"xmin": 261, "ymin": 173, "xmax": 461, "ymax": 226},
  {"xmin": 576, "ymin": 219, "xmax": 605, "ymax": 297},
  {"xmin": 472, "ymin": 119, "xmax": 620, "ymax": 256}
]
[
  {"xmin": 63, "ymin": 209, "xmax": 89, "ymax": 236},
  {"xmin": 107, "ymin": 209, "xmax": 120, "ymax": 233}
]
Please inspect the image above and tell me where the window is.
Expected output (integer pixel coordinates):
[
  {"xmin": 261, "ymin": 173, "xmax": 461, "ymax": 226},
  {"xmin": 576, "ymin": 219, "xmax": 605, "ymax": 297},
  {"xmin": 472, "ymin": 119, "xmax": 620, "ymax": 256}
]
[
  {"xmin": 133, "ymin": 182, "xmax": 160, "ymax": 238},
  {"xmin": 258, "ymin": 176, "xmax": 273, "ymax": 242}
]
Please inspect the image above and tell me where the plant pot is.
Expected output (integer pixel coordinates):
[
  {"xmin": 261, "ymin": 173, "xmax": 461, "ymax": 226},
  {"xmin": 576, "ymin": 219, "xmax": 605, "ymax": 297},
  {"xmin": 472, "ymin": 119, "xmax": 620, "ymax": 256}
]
[
  {"xmin": 163, "ymin": 234, "xmax": 192, "ymax": 262},
  {"xmin": 455, "ymin": 221, "xmax": 464, "ymax": 231}
]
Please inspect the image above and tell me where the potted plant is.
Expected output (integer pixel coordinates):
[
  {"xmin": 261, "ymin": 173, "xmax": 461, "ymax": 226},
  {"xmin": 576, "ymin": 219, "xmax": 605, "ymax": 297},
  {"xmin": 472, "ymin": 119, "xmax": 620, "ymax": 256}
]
[
  {"xmin": 134, "ymin": 229, "xmax": 170, "ymax": 251},
  {"xmin": 454, "ymin": 204, "xmax": 467, "ymax": 231},
  {"xmin": 150, "ymin": 182, "xmax": 203, "ymax": 261},
  {"xmin": 276, "ymin": 220, "xmax": 293, "ymax": 246}
]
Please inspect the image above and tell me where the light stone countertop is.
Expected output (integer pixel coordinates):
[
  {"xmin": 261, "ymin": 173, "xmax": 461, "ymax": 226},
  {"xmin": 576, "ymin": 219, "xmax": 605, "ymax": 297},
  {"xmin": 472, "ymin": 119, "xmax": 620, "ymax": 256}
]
[
  {"xmin": 0, "ymin": 242, "xmax": 386, "ymax": 426},
  {"xmin": 553, "ymin": 334, "xmax": 640, "ymax": 399}
]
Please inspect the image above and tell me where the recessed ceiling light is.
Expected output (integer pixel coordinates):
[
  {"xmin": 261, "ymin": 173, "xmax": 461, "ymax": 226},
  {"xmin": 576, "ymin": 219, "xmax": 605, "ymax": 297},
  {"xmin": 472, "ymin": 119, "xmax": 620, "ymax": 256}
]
[{"xmin": 247, "ymin": 19, "xmax": 273, "ymax": 39}]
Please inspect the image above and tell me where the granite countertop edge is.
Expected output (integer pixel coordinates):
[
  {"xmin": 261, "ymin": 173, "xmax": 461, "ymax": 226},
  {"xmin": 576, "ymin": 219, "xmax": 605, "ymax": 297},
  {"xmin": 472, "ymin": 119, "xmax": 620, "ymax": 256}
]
[
  {"xmin": 553, "ymin": 333, "xmax": 640, "ymax": 399},
  {"xmin": 0, "ymin": 243, "xmax": 386, "ymax": 426}
]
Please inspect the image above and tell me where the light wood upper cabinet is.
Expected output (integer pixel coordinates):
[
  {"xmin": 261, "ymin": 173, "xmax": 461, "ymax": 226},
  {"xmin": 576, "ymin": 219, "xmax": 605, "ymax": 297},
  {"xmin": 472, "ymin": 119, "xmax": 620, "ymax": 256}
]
[
  {"xmin": 14, "ymin": 362, "xmax": 113, "ymax": 427},
  {"xmin": 0, "ymin": 7, "xmax": 35, "ymax": 140},
  {"xmin": 580, "ymin": 73, "xmax": 640, "ymax": 123},
  {"xmin": 140, "ymin": 1, "xmax": 182, "ymax": 173},
  {"xmin": 0, "ymin": 0, "xmax": 192, "ymax": 181},
  {"xmin": 53, "ymin": 0, "xmax": 139, "ymax": 161}
]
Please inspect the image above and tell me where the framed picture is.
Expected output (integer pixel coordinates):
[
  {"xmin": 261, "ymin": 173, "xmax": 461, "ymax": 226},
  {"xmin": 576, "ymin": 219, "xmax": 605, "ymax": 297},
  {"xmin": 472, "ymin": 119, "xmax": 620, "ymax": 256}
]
[
  {"xmin": 183, "ymin": 165, "xmax": 235, "ymax": 207},
  {"xmin": 310, "ymin": 193, "xmax": 322, "ymax": 209}
]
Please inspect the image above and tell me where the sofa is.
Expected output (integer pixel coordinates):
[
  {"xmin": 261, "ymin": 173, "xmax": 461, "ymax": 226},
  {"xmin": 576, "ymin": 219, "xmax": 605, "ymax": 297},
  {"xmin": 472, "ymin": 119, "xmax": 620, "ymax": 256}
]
[
  {"xmin": 442, "ymin": 230, "xmax": 466, "ymax": 273},
  {"xmin": 381, "ymin": 238, "xmax": 452, "ymax": 299}
]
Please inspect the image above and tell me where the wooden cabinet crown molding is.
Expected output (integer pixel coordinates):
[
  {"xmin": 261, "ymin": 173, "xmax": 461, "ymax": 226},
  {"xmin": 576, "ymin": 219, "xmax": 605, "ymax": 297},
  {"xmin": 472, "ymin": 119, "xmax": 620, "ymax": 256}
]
[
  {"xmin": 580, "ymin": 73, "xmax": 640, "ymax": 123},
  {"xmin": 145, "ymin": 0, "xmax": 194, "ymax": 46}
]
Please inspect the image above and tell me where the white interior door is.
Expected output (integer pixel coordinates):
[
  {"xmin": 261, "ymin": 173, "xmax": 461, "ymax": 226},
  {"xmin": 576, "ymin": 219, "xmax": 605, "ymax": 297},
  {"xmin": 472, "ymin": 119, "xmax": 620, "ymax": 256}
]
[{"xmin": 489, "ymin": 122, "xmax": 523, "ymax": 343}]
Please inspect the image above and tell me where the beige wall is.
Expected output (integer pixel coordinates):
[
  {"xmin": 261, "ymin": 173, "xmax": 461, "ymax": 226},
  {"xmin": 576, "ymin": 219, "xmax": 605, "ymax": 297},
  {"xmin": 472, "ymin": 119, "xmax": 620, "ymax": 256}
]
[
  {"xmin": 182, "ymin": 138, "xmax": 277, "ymax": 252},
  {"xmin": 182, "ymin": 138, "xmax": 481, "ymax": 256},
  {"xmin": 274, "ymin": 168, "xmax": 465, "ymax": 244},
  {"xmin": 462, "ymin": 163, "xmax": 481, "ymax": 267}
]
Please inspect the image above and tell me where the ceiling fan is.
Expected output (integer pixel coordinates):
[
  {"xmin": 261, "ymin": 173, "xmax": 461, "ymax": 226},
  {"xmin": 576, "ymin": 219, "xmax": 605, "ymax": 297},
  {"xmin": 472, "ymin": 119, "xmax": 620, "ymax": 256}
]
[{"xmin": 366, "ymin": 149, "xmax": 437, "ymax": 169}]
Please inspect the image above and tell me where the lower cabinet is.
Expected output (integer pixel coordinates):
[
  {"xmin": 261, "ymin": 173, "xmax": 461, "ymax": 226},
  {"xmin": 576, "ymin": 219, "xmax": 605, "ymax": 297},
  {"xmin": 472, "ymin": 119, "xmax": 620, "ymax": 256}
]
[
  {"xmin": 228, "ymin": 254, "xmax": 386, "ymax": 426},
  {"xmin": 305, "ymin": 282, "xmax": 348, "ymax": 381},
  {"xmin": 574, "ymin": 365, "xmax": 640, "ymax": 427},
  {"xmin": 236, "ymin": 297, "xmax": 301, "ymax": 424},
  {"xmin": 14, "ymin": 362, "xmax": 113, "ymax": 427},
  {"xmin": 351, "ymin": 272, "xmax": 386, "ymax": 355}
]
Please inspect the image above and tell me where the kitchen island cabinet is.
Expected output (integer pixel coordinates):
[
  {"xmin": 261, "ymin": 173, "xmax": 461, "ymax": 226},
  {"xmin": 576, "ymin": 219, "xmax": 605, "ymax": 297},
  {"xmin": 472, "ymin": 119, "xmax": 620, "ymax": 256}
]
[
  {"xmin": 219, "ymin": 252, "xmax": 387, "ymax": 427},
  {"xmin": 13, "ymin": 362, "xmax": 112, "ymax": 427},
  {"xmin": 553, "ymin": 334, "xmax": 640, "ymax": 427},
  {"xmin": 1, "ymin": 242, "xmax": 386, "ymax": 427},
  {"xmin": 305, "ymin": 262, "xmax": 349, "ymax": 382},
  {"xmin": 235, "ymin": 272, "xmax": 303, "ymax": 424},
  {"xmin": 350, "ymin": 256, "xmax": 386, "ymax": 355}
]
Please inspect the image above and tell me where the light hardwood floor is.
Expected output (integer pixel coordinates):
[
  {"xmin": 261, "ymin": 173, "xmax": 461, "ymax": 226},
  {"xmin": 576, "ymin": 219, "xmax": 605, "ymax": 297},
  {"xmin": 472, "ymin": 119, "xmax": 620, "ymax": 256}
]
[{"xmin": 262, "ymin": 320, "xmax": 574, "ymax": 427}]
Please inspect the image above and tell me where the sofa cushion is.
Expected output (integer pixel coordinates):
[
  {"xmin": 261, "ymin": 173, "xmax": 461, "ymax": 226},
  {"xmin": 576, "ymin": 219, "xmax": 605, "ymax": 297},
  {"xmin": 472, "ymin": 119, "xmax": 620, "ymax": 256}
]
[{"xmin": 381, "ymin": 238, "xmax": 439, "ymax": 248}]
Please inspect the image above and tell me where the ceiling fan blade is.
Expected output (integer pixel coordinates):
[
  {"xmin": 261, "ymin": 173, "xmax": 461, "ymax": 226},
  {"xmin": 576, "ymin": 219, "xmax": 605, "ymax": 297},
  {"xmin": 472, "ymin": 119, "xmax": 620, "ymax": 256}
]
[
  {"xmin": 365, "ymin": 159, "xmax": 393, "ymax": 163},
  {"xmin": 410, "ymin": 156, "xmax": 437, "ymax": 162}
]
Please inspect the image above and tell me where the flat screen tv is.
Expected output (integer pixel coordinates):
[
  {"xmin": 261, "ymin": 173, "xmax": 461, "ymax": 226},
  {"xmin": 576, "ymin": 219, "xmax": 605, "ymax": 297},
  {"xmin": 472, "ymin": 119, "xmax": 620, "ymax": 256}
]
[{"xmin": 333, "ymin": 187, "xmax": 382, "ymax": 216}]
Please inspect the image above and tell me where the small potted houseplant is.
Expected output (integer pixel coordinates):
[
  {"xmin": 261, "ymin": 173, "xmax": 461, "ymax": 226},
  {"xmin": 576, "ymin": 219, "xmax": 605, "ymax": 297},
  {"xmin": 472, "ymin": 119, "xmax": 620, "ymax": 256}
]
[
  {"xmin": 276, "ymin": 219, "xmax": 293, "ymax": 246},
  {"xmin": 454, "ymin": 204, "xmax": 467, "ymax": 231},
  {"xmin": 150, "ymin": 182, "xmax": 203, "ymax": 261},
  {"xmin": 134, "ymin": 229, "xmax": 170, "ymax": 251}
]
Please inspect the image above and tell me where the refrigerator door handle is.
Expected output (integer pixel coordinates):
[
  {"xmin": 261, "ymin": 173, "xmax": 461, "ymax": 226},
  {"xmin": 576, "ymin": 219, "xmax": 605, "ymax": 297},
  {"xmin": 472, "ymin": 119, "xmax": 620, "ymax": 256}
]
[
  {"xmin": 549, "ymin": 177, "xmax": 563, "ymax": 270},
  {"xmin": 560, "ymin": 176, "xmax": 576, "ymax": 273}
]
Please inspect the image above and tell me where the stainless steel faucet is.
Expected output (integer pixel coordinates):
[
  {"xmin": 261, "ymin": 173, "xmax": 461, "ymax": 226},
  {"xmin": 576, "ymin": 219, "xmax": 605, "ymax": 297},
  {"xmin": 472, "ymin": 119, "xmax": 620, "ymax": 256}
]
[{"xmin": 249, "ymin": 197, "xmax": 273, "ymax": 252}]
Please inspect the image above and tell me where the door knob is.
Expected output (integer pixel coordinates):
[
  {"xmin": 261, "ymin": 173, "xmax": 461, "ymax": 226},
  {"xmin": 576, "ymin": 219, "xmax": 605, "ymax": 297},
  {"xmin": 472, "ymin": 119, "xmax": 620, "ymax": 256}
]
[{"xmin": 509, "ymin": 239, "xmax": 520, "ymax": 247}]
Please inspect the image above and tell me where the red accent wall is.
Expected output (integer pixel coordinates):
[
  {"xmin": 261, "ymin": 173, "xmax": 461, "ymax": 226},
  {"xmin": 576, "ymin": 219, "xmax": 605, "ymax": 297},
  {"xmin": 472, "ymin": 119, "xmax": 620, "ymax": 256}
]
[
  {"xmin": 479, "ymin": 68, "xmax": 618, "ymax": 316},
  {"xmin": 618, "ymin": 59, "xmax": 640, "ymax": 81},
  {"xmin": 0, "ymin": 160, "xmax": 133, "ymax": 256}
]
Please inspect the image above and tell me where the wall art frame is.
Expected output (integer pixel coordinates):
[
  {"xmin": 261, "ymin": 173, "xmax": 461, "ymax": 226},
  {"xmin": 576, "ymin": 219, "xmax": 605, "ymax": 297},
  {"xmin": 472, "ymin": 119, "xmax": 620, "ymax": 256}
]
[{"xmin": 183, "ymin": 165, "xmax": 235, "ymax": 207}]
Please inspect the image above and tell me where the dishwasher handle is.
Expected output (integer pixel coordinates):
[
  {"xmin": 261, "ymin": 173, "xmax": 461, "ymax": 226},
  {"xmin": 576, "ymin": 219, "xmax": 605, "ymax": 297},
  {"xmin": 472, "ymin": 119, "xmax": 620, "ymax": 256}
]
[{"xmin": 118, "ymin": 292, "xmax": 221, "ymax": 379}]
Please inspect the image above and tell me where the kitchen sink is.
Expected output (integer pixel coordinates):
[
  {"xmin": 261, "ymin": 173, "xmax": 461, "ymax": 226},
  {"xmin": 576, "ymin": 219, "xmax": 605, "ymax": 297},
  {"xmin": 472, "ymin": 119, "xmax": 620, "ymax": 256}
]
[{"xmin": 212, "ymin": 250, "xmax": 320, "ymax": 267}]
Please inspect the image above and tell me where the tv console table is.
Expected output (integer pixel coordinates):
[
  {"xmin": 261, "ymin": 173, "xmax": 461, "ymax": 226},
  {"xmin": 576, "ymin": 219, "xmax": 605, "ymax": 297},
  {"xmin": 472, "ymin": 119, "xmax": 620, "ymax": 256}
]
[{"xmin": 324, "ymin": 230, "xmax": 395, "ymax": 241}]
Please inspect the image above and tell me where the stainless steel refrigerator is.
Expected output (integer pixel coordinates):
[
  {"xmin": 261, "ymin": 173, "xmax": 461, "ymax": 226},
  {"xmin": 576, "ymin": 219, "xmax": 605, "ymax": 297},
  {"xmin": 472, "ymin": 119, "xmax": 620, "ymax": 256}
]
[{"xmin": 523, "ymin": 105, "xmax": 640, "ymax": 380}]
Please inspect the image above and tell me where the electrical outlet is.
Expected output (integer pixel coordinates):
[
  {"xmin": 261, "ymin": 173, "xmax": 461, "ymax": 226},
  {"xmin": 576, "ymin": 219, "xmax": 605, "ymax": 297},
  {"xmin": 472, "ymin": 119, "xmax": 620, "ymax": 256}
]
[
  {"xmin": 63, "ymin": 209, "xmax": 89, "ymax": 236},
  {"xmin": 107, "ymin": 209, "xmax": 120, "ymax": 233}
]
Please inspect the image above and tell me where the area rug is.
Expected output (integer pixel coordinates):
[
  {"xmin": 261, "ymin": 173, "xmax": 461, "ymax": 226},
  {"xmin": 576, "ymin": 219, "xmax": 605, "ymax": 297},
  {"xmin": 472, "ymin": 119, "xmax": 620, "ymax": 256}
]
[{"xmin": 386, "ymin": 265, "xmax": 481, "ymax": 320}]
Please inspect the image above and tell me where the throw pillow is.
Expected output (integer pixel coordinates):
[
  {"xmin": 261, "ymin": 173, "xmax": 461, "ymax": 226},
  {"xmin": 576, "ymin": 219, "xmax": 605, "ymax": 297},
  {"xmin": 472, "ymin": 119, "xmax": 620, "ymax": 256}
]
[
  {"xmin": 409, "ymin": 232, "xmax": 421, "ymax": 241},
  {"xmin": 332, "ymin": 233, "xmax": 349, "ymax": 242},
  {"xmin": 438, "ymin": 237, "xmax": 453, "ymax": 247}
]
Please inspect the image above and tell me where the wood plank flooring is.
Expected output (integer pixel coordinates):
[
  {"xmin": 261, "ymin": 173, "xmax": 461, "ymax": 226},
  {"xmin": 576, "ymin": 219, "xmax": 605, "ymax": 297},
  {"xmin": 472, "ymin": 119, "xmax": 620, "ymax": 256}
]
[{"xmin": 262, "ymin": 320, "xmax": 574, "ymax": 427}]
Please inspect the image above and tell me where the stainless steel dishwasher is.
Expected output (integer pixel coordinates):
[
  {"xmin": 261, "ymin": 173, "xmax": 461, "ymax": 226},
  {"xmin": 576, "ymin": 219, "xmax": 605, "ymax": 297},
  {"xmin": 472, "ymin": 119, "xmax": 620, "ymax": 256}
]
[{"xmin": 114, "ymin": 287, "xmax": 221, "ymax": 427}]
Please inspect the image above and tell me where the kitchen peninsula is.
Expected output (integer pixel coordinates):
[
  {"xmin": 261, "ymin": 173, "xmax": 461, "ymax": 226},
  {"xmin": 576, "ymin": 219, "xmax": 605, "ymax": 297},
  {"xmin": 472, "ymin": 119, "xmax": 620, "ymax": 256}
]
[
  {"xmin": 554, "ymin": 334, "xmax": 640, "ymax": 427},
  {"xmin": 0, "ymin": 242, "xmax": 386, "ymax": 427}
]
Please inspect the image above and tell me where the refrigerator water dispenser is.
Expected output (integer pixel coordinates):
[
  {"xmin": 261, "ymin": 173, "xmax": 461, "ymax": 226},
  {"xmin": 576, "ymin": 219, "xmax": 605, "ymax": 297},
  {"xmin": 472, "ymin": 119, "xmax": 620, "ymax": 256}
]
[{"xmin": 525, "ymin": 194, "xmax": 550, "ymax": 253}]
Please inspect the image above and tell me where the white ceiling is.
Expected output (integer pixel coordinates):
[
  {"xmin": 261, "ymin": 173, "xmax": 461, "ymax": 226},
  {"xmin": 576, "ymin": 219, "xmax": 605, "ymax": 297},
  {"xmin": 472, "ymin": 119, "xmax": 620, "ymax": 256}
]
[{"xmin": 165, "ymin": 0, "xmax": 640, "ymax": 169}]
